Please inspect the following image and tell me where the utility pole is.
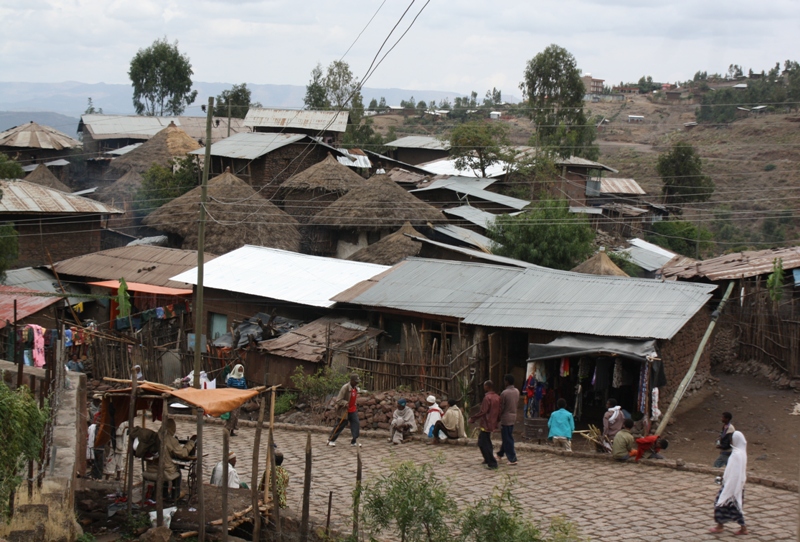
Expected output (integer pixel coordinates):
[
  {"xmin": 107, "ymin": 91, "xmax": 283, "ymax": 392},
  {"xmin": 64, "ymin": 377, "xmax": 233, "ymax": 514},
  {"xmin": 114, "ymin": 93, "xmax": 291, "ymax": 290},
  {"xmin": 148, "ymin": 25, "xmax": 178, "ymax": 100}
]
[
  {"xmin": 227, "ymin": 102, "xmax": 232, "ymax": 138},
  {"xmin": 193, "ymin": 95, "xmax": 214, "ymax": 542}
]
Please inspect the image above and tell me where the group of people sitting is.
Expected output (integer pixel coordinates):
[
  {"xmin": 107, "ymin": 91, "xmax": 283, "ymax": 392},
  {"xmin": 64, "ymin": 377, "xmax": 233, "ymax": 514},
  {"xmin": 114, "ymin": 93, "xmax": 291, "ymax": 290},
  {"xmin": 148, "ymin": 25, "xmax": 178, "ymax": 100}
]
[
  {"xmin": 601, "ymin": 398, "xmax": 669, "ymax": 462},
  {"xmin": 388, "ymin": 395, "xmax": 467, "ymax": 445}
]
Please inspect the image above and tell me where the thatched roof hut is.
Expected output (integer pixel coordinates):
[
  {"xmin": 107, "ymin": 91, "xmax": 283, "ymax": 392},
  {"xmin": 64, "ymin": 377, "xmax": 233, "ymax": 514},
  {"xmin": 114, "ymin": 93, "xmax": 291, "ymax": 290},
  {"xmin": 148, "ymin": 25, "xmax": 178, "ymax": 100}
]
[
  {"xmin": 571, "ymin": 251, "xmax": 629, "ymax": 277},
  {"xmin": 94, "ymin": 170, "xmax": 142, "ymax": 206},
  {"xmin": 110, "ymin": 122, "xmax": 201, "ymax": 175},
  {"xmin": 0, "ymin": 121, "xmax": 81, "ymax": 151},
  {"xmin": 347, "ymin": 222, "xmax": 424, "ymax": 265},
  {"xmin": 279, "ymin": 154, "xmax": 367, "ymax": 223},
  {"xmin": 310, "ymin": 174, "xmax": 445, "ymax": 231},
  {"xmin": 143, "ymin": 170, "xmax": 301, "ymax": 255},
  {"xmin": 24, "ymin": 164, "xmax": 71, "ymax": 192}
]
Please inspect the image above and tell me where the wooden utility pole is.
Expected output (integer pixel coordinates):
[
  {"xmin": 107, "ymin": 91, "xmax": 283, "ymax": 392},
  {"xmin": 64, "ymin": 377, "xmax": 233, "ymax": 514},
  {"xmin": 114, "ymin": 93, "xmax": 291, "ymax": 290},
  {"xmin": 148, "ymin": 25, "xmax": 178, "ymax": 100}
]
[
  {"xmin": 192, "ymin": 95, "xmax": 214, "ymax": 542},
  {"xmin": 250, "ymin": 380, "xmax": 268, "ymax": 542},
  {"xmin": 227, "ymin": 103, "xmax": 231, "ymax": 138},
  {"xmin": 353, "ymin": 447, "xmax": 362, "ymax": 539},
  {"xmin": 125, "ymin": 366, "xmax": 138, "ymax": 514},
  {"xmin": 221, "ymin": 428, "xmax": 229, "ymax": 542},
  {"xmin": 300, "ymin": 432, "xmax": 311, "ymax": 542},
  {"xmin": 156, "ymin": 395, "xmax": 169, "ymax": 526},
  {"xmin": 15, "ymin": 299, "xmax": 22, "ymax": 388},
  {"xmin": 269, "ymin": 430, "xmax": 281, "ymax": 541}
]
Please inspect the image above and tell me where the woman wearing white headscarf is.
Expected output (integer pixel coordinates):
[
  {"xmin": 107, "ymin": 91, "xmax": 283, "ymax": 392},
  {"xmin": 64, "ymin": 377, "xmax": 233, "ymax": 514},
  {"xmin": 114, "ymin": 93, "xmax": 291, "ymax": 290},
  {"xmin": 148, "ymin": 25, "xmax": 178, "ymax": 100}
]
[
  {"xmin": 224, "ymin": 364, "xmax": 247, "ymax": 437},
  {"xmin": 710, "ymin": 430, "xmax": 748, "ymax": 535}
]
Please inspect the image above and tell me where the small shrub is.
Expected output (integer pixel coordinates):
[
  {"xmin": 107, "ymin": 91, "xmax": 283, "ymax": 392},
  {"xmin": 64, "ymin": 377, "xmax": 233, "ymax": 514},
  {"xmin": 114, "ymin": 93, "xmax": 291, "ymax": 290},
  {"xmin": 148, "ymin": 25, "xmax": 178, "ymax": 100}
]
[
  {"xmin": 274, "ymin": 392, "xmax": 297, "ymax": 416},
  {"xmin": 291, "ymin": 366, "xmax": 360, "ymax": 413},
  {"xmin": 764, "ymin": 163, "xmax": 776, "ymax": 171}
]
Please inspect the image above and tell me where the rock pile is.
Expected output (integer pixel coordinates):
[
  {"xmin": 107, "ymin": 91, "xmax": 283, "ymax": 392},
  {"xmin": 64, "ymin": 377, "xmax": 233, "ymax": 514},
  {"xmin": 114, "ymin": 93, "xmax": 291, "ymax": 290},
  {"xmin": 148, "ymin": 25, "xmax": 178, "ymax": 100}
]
[{"xmin": 321, "ymin": 390, "xmax": 448, "ymax": 431}]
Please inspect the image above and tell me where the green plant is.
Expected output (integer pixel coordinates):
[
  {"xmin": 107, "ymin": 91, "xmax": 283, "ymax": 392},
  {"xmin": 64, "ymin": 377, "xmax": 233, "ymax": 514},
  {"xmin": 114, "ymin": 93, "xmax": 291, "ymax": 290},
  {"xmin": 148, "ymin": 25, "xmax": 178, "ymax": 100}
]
[
  {"xmin": 274, "ymin": 392, "xmax": 297, "ymax": 416},
  {"xmin": 0, "ymin": 379, "xmax": 48, "ymax": 521},
  {"xmin": 766, "ymin": 258, "xmax": 784, "ymax": 303},
  {"xmin": 76, "ymin": 532, "xmax": 97, "ymax": 542},
  {"xmin": 607, "ymin": 251, "xmax": 642, "ymax": 277},
  {"xmin": 291, "ymin": 366, "xmax": 355, "ymax": 412},
  {"xmin": 121, "ymin": 511, "xmax": 151, "ymax": 540},
  {"xmin": 361, "ymin": 461, "xmax": 456, "ymax": 542},
  {"xmin": 764, "ymin": 163, "xmax": 776, "ymax": 171}
]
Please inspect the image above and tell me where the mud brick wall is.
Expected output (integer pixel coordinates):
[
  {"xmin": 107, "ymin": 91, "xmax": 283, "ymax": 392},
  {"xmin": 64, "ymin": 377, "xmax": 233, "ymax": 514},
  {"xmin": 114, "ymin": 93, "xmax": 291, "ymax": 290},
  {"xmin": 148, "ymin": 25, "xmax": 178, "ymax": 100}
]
[
  {"xmin": 14, "ymin": 214, "xmax": 102, "ymax": 267},
  {"xmin": 251, "ymin": 144, "xmax": 332, "ymax": 200},
  {"xmin": 322, "ymin": 390, "xmax": 450, "ymax": 432},
  {"xmin": 657, "ymin": 306, "xmax": 712, "ymax": 403}
]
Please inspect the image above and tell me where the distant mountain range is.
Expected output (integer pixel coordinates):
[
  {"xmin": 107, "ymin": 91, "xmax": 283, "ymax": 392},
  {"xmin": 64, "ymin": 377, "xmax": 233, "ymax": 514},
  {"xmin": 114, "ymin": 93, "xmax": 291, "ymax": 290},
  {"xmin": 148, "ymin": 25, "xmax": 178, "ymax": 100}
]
[{"xmin": 0, "ymin": 81, "xmax": 519, "ymax": 133}]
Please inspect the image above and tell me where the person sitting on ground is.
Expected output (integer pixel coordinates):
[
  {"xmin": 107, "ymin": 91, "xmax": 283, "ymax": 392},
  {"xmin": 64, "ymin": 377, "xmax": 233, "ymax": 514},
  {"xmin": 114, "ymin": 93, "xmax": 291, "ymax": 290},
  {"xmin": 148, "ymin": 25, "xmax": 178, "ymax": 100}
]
[
  {"xmin": 634, "ymin": 435, "xmax": 669, "ymax": 461},
  {"xmin": 548, "ymin": 398, "xmax": 575, "ymax": 451},
  {"xmin": 67, "ymin": 353, "xmax": 84, "ymax": 373},
  {"xmin": 422, "ymin": 395, "xmax": 444, "ymax": 439},
  {"xmin": 210, "ymin": 451, "xmax": 247, "ymax": 489},
  {"xmin": 603, "ymin": 398, "xmax": 624, "ymax": 441},
  {"xmin": 714, "ymin": 411, "xmax": 735, "ymax": 468},
  {"xmin": 433, "ymin": 399, "xmax": 467, "ymax": 443},
  {"xmin": 612, "ymin": 418, "xmax": 636, "ymax": 461},
  {"xmin": 389, "ymin": 399, "xmax": 417, "ymax": 445},
  {"xmin": 258, "ymin": 452, "xmax": 290, "ymax": 508}
]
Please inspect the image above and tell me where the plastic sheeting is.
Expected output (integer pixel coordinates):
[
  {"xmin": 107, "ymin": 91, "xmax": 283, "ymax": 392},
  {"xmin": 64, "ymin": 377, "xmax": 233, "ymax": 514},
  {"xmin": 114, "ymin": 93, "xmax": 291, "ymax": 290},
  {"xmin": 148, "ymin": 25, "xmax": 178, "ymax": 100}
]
[
  {"xmin": 168, "ymin": 387, "xmax": 259, "ymax": 417},
  {"xmin": 527, "ymin": 334, "xmax": 657, "ymax": 363}
]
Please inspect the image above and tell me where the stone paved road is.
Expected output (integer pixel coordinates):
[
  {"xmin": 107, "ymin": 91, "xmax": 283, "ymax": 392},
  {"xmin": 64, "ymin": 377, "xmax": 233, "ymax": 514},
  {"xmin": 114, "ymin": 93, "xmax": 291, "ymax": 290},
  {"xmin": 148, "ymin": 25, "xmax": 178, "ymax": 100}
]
[{"xmin": 161, "ymin": 420, "xmax": 797, "ymax": 541}]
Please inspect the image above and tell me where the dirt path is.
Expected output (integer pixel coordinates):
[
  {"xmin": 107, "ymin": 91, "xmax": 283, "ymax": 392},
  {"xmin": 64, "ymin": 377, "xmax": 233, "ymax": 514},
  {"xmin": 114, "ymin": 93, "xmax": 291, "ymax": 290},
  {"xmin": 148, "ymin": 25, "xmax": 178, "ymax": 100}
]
[{"xmin": 665, "ymin": 372, "xmax": 800, "ymax": 481}]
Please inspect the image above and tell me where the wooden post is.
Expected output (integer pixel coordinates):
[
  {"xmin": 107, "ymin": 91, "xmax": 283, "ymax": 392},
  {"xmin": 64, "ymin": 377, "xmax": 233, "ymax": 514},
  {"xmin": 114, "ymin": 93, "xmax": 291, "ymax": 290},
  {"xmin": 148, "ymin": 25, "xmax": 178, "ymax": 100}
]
[
  {"xmin": 251, "ymin": 380, "xmax": 268, "ymax": 542},
  {"xmin": 221, "ymin": 428, "xmax": 229, "ymax": 542},
  {"xmin": 353, "ymin": 447, "xmax": 362, "ymax": 539},
  {"xmin": 300, "ymin": 432, "xmax": 311, "ymax": 542},
  {"xmin": 125, "ymin": 366, "xmax": 138, "ymax": 514},
  {"xmin": 15, "ymin": 299, "xmax": 22, "ymax": 389},
  {"xmin": 269, "ymin": 429, "xmax": 281, "ymax": 541},
  {"xmin": 156, "ymin": 395, "xmax": 169, "ymax": 526},
  {"xmin": 325, "ymin": 491, "xmax": 333, "ymax": 537},
  {"xmin": 196, "ymin": 408, "xmax": 205, "ymax": 541},
  {"xmin": 27, "ymin": 375, "xmax": 35, "ymax": 499},
  {"xmin": 38, "ymin": 364, "xmax": 47, "ymax": 489}
]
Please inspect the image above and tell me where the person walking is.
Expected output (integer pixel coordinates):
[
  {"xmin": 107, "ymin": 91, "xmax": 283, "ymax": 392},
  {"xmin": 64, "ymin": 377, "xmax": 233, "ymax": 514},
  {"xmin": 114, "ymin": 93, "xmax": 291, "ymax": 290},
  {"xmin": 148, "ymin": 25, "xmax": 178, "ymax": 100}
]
[
  {"xmin": 327, "ymin": 374, "xmax": 362, "ymax": 447},
  {"xmin": 468, "ymin": 380, "xmax": 501, "ymax": 470},
  {"xmin": 710, "ymin": 431, "xmax": 748, "ymax": 535},
  {"xmin": 496, "ymin": 374, "xmax": 520, "ymax": 465},
  {"xmin": 714, "ymin": 412, "xmax": 735, "ymax": 467}
]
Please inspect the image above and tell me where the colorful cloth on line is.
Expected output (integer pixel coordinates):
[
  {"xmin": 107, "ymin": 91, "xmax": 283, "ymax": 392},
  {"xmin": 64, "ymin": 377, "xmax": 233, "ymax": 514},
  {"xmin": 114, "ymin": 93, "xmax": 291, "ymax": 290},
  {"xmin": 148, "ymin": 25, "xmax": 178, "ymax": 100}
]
[{"xmin": 29, "ymin": 324, "xmax": 45, "ymax": 367}]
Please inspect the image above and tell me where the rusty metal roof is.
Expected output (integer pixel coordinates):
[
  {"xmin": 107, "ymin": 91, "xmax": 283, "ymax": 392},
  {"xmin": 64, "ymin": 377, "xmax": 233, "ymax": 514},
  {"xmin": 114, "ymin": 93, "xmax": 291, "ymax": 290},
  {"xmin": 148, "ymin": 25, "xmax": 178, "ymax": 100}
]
[
  {"xmin": 0, "ymin": 179, "xmax": 122, "ymax": 214},
  {"xmin": 257, "ymin": 316, "xmax": 382, "ymax": 363},
  {"xmin": 4, "ymin": 267, "xmax": 90, "ymax": 306},
  {"xmin": 0, "ymin": 121, "xmax": 81, "ymax": 150},
  {"xmin": 600, "ymin": 178, "xmax": 646, "ymax": 195},
  {"xmin": 0, "ymin": 284, "xmax": 62, "ymax": 328},
  {"xmin": 243, "ymin": 108, "xmax": 349, "ymax": 133},
  {"xmin": 661, "ymin": 246, "xmax": 800, "ymax": 281},
  {"xmin": 334, "ymin": 258, "xmax": 716, "ymax": 340},
  {"xmin": 53, "ymin": 246, "xmax": 216, "ymax": 288}
]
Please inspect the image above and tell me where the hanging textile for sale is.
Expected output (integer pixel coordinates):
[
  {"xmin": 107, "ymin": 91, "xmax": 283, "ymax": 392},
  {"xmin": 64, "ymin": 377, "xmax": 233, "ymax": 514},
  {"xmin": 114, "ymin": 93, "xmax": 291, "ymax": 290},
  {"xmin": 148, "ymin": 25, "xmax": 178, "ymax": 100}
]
[
  {"xmin": 612, "ymin": 359, "xmax": 624, "ymax": 388},
  {"xmin": 29, "ymin": 324, "xmax": 46, "ymax": 368},
  {"xmin": 637, "ymin": 363, "xmax": 648, "ymax": 413},
  {"xmin": 594, "ymin": 358, "xmax": 612, "ymax": 391},
  {"xmin": 578, "ymin": 358, "xmax": 591, "ymax": 380},
  {"xmin": 650, "ymin": 388, "xmax": 662, "ymax": 420},
  {"xmin": 534, "ymin": 361, "xmax": 547, "ymax": 383},
  {"xmin": 559, "ymin": 358, "xmax": 570, "ymax": 377},
  {"xmin": 64, "ymin": 328, "xmax": 73, "ymax": 347}
]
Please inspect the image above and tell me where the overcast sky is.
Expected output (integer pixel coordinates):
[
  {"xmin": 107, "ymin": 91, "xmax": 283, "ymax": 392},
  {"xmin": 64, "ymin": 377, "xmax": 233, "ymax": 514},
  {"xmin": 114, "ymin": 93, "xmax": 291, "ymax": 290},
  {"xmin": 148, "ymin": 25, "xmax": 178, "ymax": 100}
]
[{"xmin": 1, "ymin": 0, "xmax": 797, "ymax": 99}]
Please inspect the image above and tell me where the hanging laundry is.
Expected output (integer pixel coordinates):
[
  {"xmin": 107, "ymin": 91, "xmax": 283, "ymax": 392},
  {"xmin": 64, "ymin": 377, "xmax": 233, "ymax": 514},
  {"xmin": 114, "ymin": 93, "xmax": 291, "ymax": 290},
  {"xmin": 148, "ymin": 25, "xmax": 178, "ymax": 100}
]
[
  {"xmin": 23, "ymin": 349, "xmax": 33, "ymax": 366},
  {"xmin": 637, "ymin": 364, "xmax": 648, "ymax": 413},
  {"xmin": 164, "ymin": 304, "xmax": 176, "ymax": 319},
  {"xmin": 534, "ymin": 361, "xmax": 547, "ymax": 383},
  {"xmin": 155, "ymin": 307, "xmax": 165, "ymax": 319},
  {"xmin": 73, "ymin": 302, "xmax": 84, "ymax": 313},
  {"xmin": 64, "ymin": 328, "xmax": 73, "ymax": 347},
  {"xmin": 115, "ymin": 318, "xmax": 130, "ymax": 331},
  {"xmin": 559, "ymin": 358, "xmax": 570, "ymax": 377},
  {"xmin": 651, "ymin": 360, "xmax": 667, "ymax": 388},
  {"xmin": 651, "ymin": 388, "xmax": 661, "ymax": 420},
  {"xmin": 612, "ymin": 359, "xmax": 624, "ymax": 388},
  {"xmin": 73, "ymin": 328, "xmax": 84, "ymax": 346},
  {"xmin": 29, "ymin": 324, "xmax": 45, "ymax": 368}
]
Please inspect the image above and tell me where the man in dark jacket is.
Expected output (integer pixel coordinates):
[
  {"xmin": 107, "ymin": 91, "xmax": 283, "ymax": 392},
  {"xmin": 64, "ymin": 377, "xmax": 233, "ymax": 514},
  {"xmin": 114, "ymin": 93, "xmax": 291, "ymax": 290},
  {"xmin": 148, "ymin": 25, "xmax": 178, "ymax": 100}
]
[
  {"xmin": 327, "ymin": 374, "xmax": 361, "ymax": 447},
  {"xmin": 496, "ymin": 374, "xmax": 520, "ymax": 465},
  {"xmin": 714, "ymin": 412, "xmax": 735, "ymax": 467},
  {"xmin": 469, "ymin": 380, "xmax": 502, "ymax": 469}
]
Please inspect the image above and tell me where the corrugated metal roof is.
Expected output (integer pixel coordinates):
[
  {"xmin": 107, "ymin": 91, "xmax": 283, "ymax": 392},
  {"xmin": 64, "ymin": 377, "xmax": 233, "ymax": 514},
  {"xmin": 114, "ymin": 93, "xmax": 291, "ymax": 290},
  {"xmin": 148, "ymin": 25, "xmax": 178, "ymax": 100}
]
[
  {"xmin": 661, "ymin": 246, "xmax": 800, "ymax": 281},
  {"xmin": 570, "ymin": 206, "xmax": 603, "ymax": 215},
  {"xmin": 53, "ymin": 246, "xmax": 216, "ymax": 288},
  {"xmin": 0, "ymin": 284, "xmax": 62, "ymax": 328},
  {"xmin": 405, "ymin": 235, "xmax": 535, "ymax": 268},
  {"xmin": 106, "ymin": 143, "xmax": 142, "ymax": 156},
  {"xmin": 414, "ymin": 176, "xmax": 495, "ymax": 192},
  {"xmin": 412, "ymin": 177, "xmax": 529, "ymax": 211},
  {"xmin": 21, "ymin": 159, "xmax": 71, "ymax": 173},
  {"xmin": 4, "ymin": 267, "xmax": 89, "ymax": 306},
  {"xmin": 336, "ymin": 258, "xmax": 716, "ymax": 340},
  {"xmin": 170, "ymin": 245, "xmax": 389, "ymax": 308},
  {"xmin": 243, "ymin": 108, "xmax": 349, "ymax": 133},
  {"xmin": 443, "ymin": 206, "xmax": 499, "ymax": 229},
  {"xmin": 189, "ymin": 132, "xmax": 306, "ymax": 160},
  {"xmin": 418, "ymin": 158, "xmax": 508, "ymax": 178},
  {"xmin": 614, "ymin": 238, "xmax": 676, "ymax": 272},
  {"xmin": 257, "ymin": 316, "xmax": 381, "ymax": 362},
  {"xmin": 336, "ymin": 148, "xmax": 372, "ymax": 169},
  {"xmin": 88, "ymin": 280, "xmax": 192, "ymax": 296},
  {"xmin": 555, "ymin": 156, "xmax": 618, "ymax": 173},
  {"xmin": 433, "ymin": 225, "xmax": 496, "ymax": 252},
  {"xmin": 0, "ymin": 122, "xmax": 81, "ymax": 150},
  {"xmin": 385, "ymin": 136, "xmax": 450, "ymax": 150},
  {"xmin": 0, "ymin": 179, "xmax": 122, "ymax": 215},
  {"xmin": 600, "ymin": 178, "xmax": 646, "ymax": 195},
  {"xmin": 80, "ymin": 115, "xmax": 248, "ymax": 142}
]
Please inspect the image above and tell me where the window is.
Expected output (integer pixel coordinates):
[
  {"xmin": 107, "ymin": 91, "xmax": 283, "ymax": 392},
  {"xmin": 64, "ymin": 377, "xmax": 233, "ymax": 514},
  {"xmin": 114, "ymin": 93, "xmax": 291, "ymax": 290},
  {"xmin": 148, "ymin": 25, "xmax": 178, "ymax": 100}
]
[{"xmin": 209, "ymin": 312, "xmax": 228, "ymax": 340}]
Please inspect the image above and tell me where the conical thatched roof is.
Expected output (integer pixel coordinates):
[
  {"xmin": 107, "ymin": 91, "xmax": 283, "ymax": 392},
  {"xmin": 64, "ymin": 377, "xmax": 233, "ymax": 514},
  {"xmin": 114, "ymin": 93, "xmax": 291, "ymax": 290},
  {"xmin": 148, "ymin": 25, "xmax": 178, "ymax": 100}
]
[
  {"xmin": 347, "ymin": 222, "xmax": 424, "ymax": 265},
  {"xmin": 571, "ymin": 251, "xmax": 629, "ymax": 277},
  {"xmin": 281, "ymin": 154, "xmax": 366, "ymax": 195},
  {"xmin": 94, "ymin": 170, "xmax": 143, "ymax": 205},
  {"xmin": 24, "ymin": 164, "xmax": 71, "ymax": 192},
  {"xmin": 0, "ymin": 121, "xmax": 81, "ymax": 150},
  {"xmin": 143, "ymin": 171, "xmax": 301, "ymax": 254},
  {"xmin": 309, "ymin": 174, "xmax": 445, "ymax": 231},
  {"xmin": 110, "ymin": 122, "xmax": 201, "ymax": 175}
]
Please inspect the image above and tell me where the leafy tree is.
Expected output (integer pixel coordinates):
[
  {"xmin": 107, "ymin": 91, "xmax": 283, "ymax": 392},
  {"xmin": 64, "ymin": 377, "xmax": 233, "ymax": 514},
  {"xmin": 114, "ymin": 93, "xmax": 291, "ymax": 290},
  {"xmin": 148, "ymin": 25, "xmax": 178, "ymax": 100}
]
[
  {"xmin": 0, "ymin": 155, "xmax": 24, "ymax": 179},
  {"xmin": 324, "ymin": 60, "xmax": 358, "ymax": 109},
  {"xmin": 304, "ymin": 63, "xmax": 330, "ymax": 110},
  {"xmin": 487, "ymin": 197, "xmax": 595, "ymax": 270},
  {"xmin": 128, "ymin": 37, "xmax": 197, "ymax": 116},
  {"xmin": 368, "ymin": 97, "xmax": 378, "ymax": 110},
  {"xmin": 607, "ymin": 251, "xmax": 642, "ymax": 278},
  {"xmin": 520, "ymin": 44, "xmax": 598, "ymax": 159},
  {"xmin": 361, "ymin": 461, "xmax": 456, "ymax": 542},
  {"xmin": 416, "ymin": 100, "xmax": 427, "ymax": 111},
  {"xmin": 136, "ymin": 156, "xmax": 201, "ymax": 212},
  {"xmin": 378, "ymin": 96, "xmax": 387, "ymax": 111},
  {"xmin": 0, "ymin": 380, "xmax": 48, "ymax": 520},
  {"xmin": 646, "ymin": 220, "xmax": 713, "ymax": 258},
  {"xmin": 400, "ymin": 96, "xmax": 417, "ymax": 109},
  {"xmin": 656, "ymin": 141, "xmax": 714, "ymax": 207},
  {"xmin": 213, "ymin": 83, "xmax": 261, "ymax": 118},
  {"xmin": 483, "ymin": 87, "xmax": 502, "ymax": 107},
  {"xmin": 637, "ymin": 75, "xmax": 657, "ymax": 94},
  {"xmin": 342, "ymin": 92, "xmax": 384, "ymax": 151},
  {"xmin": 448, "ymin": 121, "xmax": 509, "ymax": 177},
  {"xmin": 84, "ymin": 97, "xmax": 102, "ymax": 114}
]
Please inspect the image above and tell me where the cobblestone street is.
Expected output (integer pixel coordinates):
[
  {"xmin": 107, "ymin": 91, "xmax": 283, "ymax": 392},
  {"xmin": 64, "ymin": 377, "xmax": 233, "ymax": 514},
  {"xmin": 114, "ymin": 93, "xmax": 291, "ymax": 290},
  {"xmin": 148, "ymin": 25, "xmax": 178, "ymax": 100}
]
[{"xmin": 166, "ymin": 420, "xmax": 797, "ymax": 541}]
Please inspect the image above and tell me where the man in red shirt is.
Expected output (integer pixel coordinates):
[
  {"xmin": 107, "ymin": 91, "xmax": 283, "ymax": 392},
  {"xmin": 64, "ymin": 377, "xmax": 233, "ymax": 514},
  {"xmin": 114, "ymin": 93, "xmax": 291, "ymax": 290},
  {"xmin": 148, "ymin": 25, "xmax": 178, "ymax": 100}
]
[
  {"xmin": 327, "ymin": 374, "xmax": 361, "ymax": 447},
  {"xmin": 634, "ymin": 435, "xmax": 669, "ymax": 461},
  {"xmin": 469, "ymin": 380, "xmax": 502, "ymax": 469}
]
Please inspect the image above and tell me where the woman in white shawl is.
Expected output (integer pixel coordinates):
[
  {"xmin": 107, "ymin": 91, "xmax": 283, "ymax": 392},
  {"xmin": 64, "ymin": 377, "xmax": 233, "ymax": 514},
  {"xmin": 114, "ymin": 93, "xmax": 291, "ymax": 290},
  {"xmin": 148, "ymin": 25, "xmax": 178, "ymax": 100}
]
[
  {"xmin": 710, "ymin": 431, "xmax": 748, "ymax": 535},
  {"xmin": 225, "ymin": 364, "xmax": 247, "ymax": 436},
  {"xmin": 423, "ymin": 395, "xmax": 443, "ymax": 438}
]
